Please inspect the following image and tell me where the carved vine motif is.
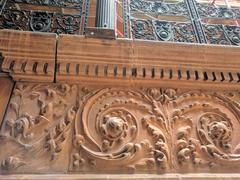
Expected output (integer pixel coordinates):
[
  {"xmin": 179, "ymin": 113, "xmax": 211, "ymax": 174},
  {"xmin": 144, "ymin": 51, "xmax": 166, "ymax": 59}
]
[
  {"xmin": 0, "ymin": 83, "xmax": 78, "ymax": 172},
  {"xmin": 71, "ymin": 88, "xmax": 171, "ymax": 172},
  {"xmin": 53, "ymin": 14, "xmax": 81, "ymax": 34},
  {"xmin": 202, "ymin": 24, "xmax": 240, "ymax": 46},
  {"xmin": 1, "ymin": 84, "xmax": 240, "ymax": 173},
  {"xmin": 173, "ymin": 23, "xmax": 197, "ymax": 43},
  {"xmin": 172, "ymin": 91, "xmax": 240, "ymax": 169},
  {"xmin": 197, "ymin": 113, "xmax": 233, "ymax": 154},
  {"xmin": 233, "ymin": 9, "xmax": 240, "ymax": 19}
]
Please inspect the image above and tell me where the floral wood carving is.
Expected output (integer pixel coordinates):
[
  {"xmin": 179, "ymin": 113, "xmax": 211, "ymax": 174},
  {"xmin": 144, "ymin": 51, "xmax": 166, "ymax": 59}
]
[
  {"xmin": 0, "ymin": 83, "xmax": 78, "ymax": 173},
  {"xmin": 1, "ymin": 83, "xmax": 240, "ymax": 173}
]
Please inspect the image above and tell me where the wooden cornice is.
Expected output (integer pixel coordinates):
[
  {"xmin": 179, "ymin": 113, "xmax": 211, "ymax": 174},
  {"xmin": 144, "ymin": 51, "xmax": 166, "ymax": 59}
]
[
  {"xmin": 0, "ymin": 30, "xmax": 56, "ymax": 82},
  {"xmin": 0, "ymin": 30, "xmax": 240, "ymax": 89}
]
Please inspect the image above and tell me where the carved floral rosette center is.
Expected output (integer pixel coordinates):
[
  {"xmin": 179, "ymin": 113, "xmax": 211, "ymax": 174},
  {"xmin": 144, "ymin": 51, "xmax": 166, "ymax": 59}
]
[
  {"xmin": 1, "ymin": 84, "xmax": 240, "ymax": 173},
  {"xmin": 72, "ymin": 88, "xmax": 170, "ymax": 172}
]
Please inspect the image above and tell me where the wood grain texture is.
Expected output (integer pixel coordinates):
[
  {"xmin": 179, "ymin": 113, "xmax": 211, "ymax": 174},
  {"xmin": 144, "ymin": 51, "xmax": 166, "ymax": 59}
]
[
  {"xmin": 2, "ymin": 173, "xmax": 240, "ymax": 179},
  {"xmin": 0, "ymin": 30, "xmax": 239, "ymax": 88},
  {"xmin": 0, "ymin": 76, "xmax": 14, "ymax": 127},
  {"xmin": 1, "ymin": 82, "xmax": 240, "ymax": 175},
  {"xmin": 56, "ymin": 34, "xmax": 240, "ymax": 89},
  {"xmin": 0, "ymin": 30, "xmax": 57, "ymax": 82}
]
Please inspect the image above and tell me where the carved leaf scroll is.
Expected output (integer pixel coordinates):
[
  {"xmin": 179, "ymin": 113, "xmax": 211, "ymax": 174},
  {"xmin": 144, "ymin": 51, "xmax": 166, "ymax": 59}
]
[{"xmin": 1, "ymin": 83, "xmax": 240, "ymax": 174}]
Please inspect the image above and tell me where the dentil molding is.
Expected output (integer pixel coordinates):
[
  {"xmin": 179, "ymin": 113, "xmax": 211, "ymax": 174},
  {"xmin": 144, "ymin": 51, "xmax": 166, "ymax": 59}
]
[{"xmin": 0, "ymin": 30, "xmax": 240, "ymax": 88}]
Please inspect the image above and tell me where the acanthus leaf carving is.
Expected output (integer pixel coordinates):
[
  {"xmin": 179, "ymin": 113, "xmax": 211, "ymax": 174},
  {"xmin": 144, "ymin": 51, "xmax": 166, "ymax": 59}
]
[
  {"xmin": 1, "ymin": 156, "xmax": 25, "ymax": 171},
  {"xmin": 0, "ymin": 83, "xmax": 78, "ymax": 172},
  {"xmin": 1, "ymin": 83, "xmax": 240, "ymax": 173}
]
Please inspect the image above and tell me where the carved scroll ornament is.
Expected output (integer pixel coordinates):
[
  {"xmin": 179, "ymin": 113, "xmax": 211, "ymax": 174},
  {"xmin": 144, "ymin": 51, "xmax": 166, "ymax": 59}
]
[{"xmin": 1, "ymin": 83, "xmax": 240, "ymax": 173}]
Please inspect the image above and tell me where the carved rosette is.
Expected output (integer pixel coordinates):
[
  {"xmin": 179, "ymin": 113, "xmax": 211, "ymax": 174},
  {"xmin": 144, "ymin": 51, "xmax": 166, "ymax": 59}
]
[
  {"xmin": 71, "ymin": 88, "xmax": 170, "ymax": 172},
  {"xmin": 1, "ymin": 83, "xmax": 240, "ymax": 173},
  {"xmin": 172, "ymin": 91, "xmax": 240, "ymax": 171},
  {"xmin": 0, "ymin": 83, "xmax": 78, "ymax": 173}
]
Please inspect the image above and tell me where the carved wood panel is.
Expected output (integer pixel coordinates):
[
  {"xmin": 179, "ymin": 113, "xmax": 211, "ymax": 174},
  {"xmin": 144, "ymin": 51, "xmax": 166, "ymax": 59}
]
[{"xmin": 1, "ymin": 82, "xmax": 240, "ymax": 174}]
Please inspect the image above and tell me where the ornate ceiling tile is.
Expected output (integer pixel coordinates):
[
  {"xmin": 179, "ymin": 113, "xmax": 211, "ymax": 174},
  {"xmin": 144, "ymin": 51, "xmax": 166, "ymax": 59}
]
[
  {"xmin": 130, "ymin": 0, "xmax": 189, "ymax": 17},
  {"xmin": 8, "ymin": 0, "xmax": 83, "ymax": 10},
  {"xmin": 0, "ymin": 9, "xmax": 82, "ymax": 34}
]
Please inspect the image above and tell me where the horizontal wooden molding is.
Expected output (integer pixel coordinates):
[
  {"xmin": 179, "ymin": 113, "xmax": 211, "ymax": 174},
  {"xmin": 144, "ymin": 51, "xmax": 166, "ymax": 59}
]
[
  {"xmin": 0, "ymin": 30, "xmax": 56, "ymax": 82},
  {"xmin": 57, "ymin": 62, "xmax": 240, "ymax": 83},
  {"xmin": 1, "ymin": 82, "xmax": 240, "ymax": 174},
  {"xmin": 0, "ymin": 30, "xmax": 240, "ymax": 88},
  {"xmin": 2, "ymin": 173, "xmax": 240, "ymax": 179},
  {"xmin": 57, "ymin": 34, "xmax": 240, "ymax": 88}
]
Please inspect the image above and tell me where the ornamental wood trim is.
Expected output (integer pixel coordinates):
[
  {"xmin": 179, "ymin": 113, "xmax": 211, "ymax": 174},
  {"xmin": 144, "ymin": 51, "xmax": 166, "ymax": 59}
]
[
  {"xmin": 0, "ymin": 30, "xmax": 240, "ymax": 177},
  {"xmin": 0, "ymin": 30, "xmax": 56, "ymax": 82},
  {"xmin": 0, "ymin": 82, "xmax": 240, "ymax": 174},
  {"xmin": 57, "ymin": 34, "xmax": 240, "ymax": 89},
  {"xmin": 0, "ymin": 30, "xmax": 240, "ymax": 89}
]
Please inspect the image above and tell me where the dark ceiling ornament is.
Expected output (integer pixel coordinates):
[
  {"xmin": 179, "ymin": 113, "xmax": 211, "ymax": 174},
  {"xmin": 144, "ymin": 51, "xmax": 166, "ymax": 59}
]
[{"xmin": 29, "ymin": 11, "xmax": 52, "ymax": 32}]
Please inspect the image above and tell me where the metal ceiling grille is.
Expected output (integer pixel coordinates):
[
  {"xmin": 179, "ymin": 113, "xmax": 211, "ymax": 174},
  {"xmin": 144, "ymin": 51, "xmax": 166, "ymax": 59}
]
[
  {"xmin": 0, "ymin": 0, "xmax": 89, "ymax": 34},
  {"xmin": 128, "ymin": 0, "xmax": 240, "ymax": 46}
]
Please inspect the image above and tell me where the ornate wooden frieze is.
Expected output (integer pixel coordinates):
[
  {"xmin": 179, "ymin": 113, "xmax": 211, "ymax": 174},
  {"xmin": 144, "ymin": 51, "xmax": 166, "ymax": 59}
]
[{"xmin": 1, "ymin": 82, "xmax": 240, "ymax": 174}]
